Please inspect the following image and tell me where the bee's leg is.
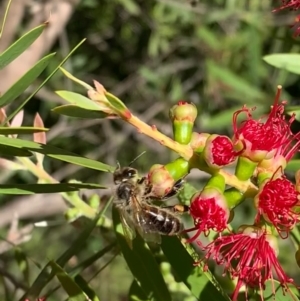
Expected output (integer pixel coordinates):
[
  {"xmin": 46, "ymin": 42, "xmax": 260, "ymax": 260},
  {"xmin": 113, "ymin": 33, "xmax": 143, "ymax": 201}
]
[
  {"xmin": 137, "ymin": 176, "xmax": 153, "ymax": 196},
  {"xmin": 162, "ymin": 178, "xmax": 185, "ymax": 199},
  {"xmin": 162, "ymin": 204, "xmax": 190, "ymax": 213}
]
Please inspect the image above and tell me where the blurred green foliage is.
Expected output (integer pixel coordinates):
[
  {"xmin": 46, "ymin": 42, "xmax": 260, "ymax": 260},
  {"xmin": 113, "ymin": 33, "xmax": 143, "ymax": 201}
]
[{"xmin": 1, "ymin": 0, "xmax": 300, "ymax": 300}]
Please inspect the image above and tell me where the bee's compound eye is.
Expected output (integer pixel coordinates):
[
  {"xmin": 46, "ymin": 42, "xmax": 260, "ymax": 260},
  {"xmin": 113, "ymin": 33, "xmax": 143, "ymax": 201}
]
[{"xmin": 126, "ymin": 168, "xmax": 137, "ymax": 178}]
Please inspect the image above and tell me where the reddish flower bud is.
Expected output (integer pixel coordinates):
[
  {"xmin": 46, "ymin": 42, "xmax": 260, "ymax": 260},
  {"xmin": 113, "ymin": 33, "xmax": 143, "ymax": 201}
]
[
  {"xmin": 190, "ymin": 132, "xmax": 210, "ymax": 153},
  {"xmin": 254, "ymin": 174, "xmax": 300, "ymax": 237},
  {"xmin": 186, "ymin": 187, "xmax": 230, "ymax": 243},
  {"xmin": 202, "ymin": 225, "xmax": 296, "ymax": 301},
  {"xmin": 204, "ymin": 135, "xmax": 237, "ymax": 168},
  {"xmin": 169, "ymin": 101, "xmax": 197, "ymax": 144}
]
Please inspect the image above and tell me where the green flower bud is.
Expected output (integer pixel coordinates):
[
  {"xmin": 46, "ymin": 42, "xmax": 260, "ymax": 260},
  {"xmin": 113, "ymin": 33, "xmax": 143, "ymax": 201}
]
[{"xmin": 169, "ymin": 101, "xmax": 197, "ymax": 144}]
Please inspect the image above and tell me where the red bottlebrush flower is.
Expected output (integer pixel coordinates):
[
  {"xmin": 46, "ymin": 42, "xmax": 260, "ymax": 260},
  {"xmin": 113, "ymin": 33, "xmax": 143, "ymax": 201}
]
[
  {"xmin": 202, "ymin": 225, "xmax": 296, "ymax": 301},
  {"xmin": 254, "ymin": 175, "xmax": 300, "ymax": 237},
  {"xmin": 273, "ymin": 0, "xmax": 300, "ymax": 11},
  {"xmin": 233, "ymin": 86, "xmax": 300, "ymax": 163},
  {"xmin": 204, "ymin": 135, "xmax": 238, "ymax": 167},
  {"xmin": 186, "ymin": 188, "xmax": 230, "ymax": 243}
]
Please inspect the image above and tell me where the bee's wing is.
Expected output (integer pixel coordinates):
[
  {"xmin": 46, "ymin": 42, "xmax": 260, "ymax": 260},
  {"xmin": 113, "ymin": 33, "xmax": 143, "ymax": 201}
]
[
  {"xmin": 136, "ymin": 224, "xmax": 162, "ymax": 244},
  {"xmin": 132, "ymin": 195, "xmax": 162, "ymax": 244},
  {"xmin": 118, "ymin": 209, "xmax": 136, "ymax": 249}
]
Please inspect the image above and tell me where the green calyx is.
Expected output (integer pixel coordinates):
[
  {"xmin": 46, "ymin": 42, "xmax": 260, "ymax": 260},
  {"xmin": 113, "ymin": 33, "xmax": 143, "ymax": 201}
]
[
  {"xmin": 235, "ymin": 156, "xmax": 258, "ymax": 181},
  {"xmin": 204, "ymin": 173, "xmax": 226, "ymax": 192},
  {"xmin": 224, "ymin": 187, "xmax": 245, "ymax": 209},
  {"xmin": 165, "ymin": 157, "xmax": 190, "ymax": 181}
]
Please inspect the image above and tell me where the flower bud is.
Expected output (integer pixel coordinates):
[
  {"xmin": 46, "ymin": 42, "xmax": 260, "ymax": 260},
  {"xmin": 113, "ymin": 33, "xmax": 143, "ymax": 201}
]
[
  {"xmin": 203, "ymin": 135, "xmax": 237, "ymax": 168},
  {"xmin": 169, "ymin": 101, "xmax": 197, "ymax": 144},
  {"xmin": 190, "ymin": 132, "xmax": 210, "ymax": 153},
  {"xmin": 148, "ymin": 158, "xmax": 189, "ymax": 198}
]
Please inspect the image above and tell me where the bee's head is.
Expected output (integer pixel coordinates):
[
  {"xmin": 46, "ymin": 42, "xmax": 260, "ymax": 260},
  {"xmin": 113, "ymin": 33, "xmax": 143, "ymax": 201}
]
[{"xmin": 113, "ymin": 166, "xmax": 138, "ymax": 184}]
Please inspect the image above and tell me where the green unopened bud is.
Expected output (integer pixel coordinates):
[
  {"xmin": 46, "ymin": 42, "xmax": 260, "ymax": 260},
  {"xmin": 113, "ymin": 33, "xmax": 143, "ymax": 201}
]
[
  {"xmin": 190, "ymin": 132, "xmax": 210, "ymax": 153},
  {"xmin": 169, "ymin": 101, "xmax": 197, "ymax": 144}
]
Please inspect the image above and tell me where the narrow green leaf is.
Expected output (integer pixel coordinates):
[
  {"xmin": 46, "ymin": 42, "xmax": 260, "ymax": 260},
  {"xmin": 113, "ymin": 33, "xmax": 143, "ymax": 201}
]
[
  {"xmin": 59, "ymin": 67, "xmax": 93, "ymax": 90},
  {"xmin": 5, "ymin": 39, "xmax": 87, "ymax": 124},
  {"xmin": 49, "ymin": 261, "xmax": 88, "ymax": 301},
  {"xmin": 0, "ymin": 183, "xmax": 105, "ymax": 195},
  {"xmin": 0, "ymin": 127, "xmax": 48, "ymax": 135},
  {"xmin": 0, "ymin": 23, "xmax": 47, "ymax": 69},
  {"xmin": 74, "ymin": 275, "xmax": 100, "ymax": 301},
  {"xmin": 70, "ymin": 243, "xmax": 117, "ymax": 276},
  {"xmin": 206, "ymin": 60, "xmax": 265, "ymax": 102},
  {"xmin": 113, "ymin": 208, "xmax": 172, "ymax": 301},
  {"xmin": 21, "ymin": 214, "xmax": 100, "ymax": 301},
  {"xmin": 52, "ymin": 104, "xmax": 110, "ymax": 119},
  {"xmin": 0, "ymin": 144, "xmax": 32, "ymax": 157},
  {"xmin": 20, "ymin": 263, "xmax": 52, "ymax": 301},
  {"xmin": 129, "ymin": 280, "xmax": 149, "ymax": 301},
  {"xmin": 0, "ymin": 0, "xmax": 12, "ymax": 40},
  {"xmin": 0, "ymin": 136, "xmax": 115, "ymax": 172},
  {"xmin": 161, "ymin": 236, "xmax": 230, "ymax": 301},
  {"xmin": 57, "ymin": 212, "xmax": 101, "ymax": 267},
  {"xmin": 105, "ymin": 92, "xmax": 129, "ymax": 114},
  {"xmin": 263, "ymin": 54, "xmax": 300, "ymax": 75},
  {"xmin": 56, "ymin": 91, "xmax": 102, "ymax": 110},
  {"xmin": 0, "ymin": 53, "xmax": 55, "ymax": 108}
]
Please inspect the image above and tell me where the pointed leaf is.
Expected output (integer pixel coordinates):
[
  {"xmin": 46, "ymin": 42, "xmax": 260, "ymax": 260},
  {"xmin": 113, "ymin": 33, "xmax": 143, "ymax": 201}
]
[
  {"xmin": 0, "ymin": 136, "xmax": 115, "ymax": 172},
  {"xmin": 105, "ymin": 92, "xmax": 129, "ymax": 114},
  {"xmin": 74, "ymin": 275, "xmax": 100, "ymax": 301},
  {"xmin": 56, "ymin": 91, "xmax": 102, "ymax": 110},
  {"xmin": 113, "ymin": 208, "xmax": 172, "ymax": 301},
  {"xmin": 0, "ymin": 23, "xmax": 47, "ymax": 69},
  {"xmin": 49, "ymin": 261, "xmax": 88, "ymax": 301},
  {"xmin": 161, "ymin": 236, "xmax": 230, "ymax": 301},
  {"xmin": 129, "ymin": 280, "xmax": 149, "ymax": 301},
  {"xmin": 0, "ymin": 53, "xmax": 55, "ymax": 108},
  {"xmin": 33, "ymin": 113, "xmax": 46, "ymax": 144},
  {"xmin": 59, "ymin": 67, "xmax": 93, "ymax": 90},
  {"xmin": 52, "ymin": 104, "xmax": 111, "ymax": 119},
  {"xmin": 0, "ymin": 183, "xmax": 105, "ymax": 195},
  {"xmin": 11, "ymin": 110, "xmax": 24, "ymax": 128},
  {"xmin": 263, "ymin": 54, "xmax": 300, "ymax": 74},
  {"xmin": 5, "ymin": 39, "xmax": 86, "ymax": 123},
  {"xmin": 0, "ymin": 127, "xmax": 48, "ymax": 135},
  {"xmin": 33, "ymin": 113, "xmax": 46, "ymax": 165}
]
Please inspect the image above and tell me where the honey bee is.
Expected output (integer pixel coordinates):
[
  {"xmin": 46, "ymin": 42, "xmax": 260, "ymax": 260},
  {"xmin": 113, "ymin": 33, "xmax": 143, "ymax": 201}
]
[{"xmin": 113, "ymin": 165, "xmax": 187, "ymax": 246}]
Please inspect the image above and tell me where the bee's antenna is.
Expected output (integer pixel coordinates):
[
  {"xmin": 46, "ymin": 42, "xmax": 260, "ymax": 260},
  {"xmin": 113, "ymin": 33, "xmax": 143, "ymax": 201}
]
[
  {"xmin": 129, "ymin": 151, "xmax": 146, "ymax": 166},
  {"xmin": 116, "ymin": 161, "xmax": 121, "ymax": 171}
]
